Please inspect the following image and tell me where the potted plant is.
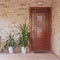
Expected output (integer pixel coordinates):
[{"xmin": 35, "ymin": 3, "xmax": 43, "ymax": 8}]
[
  {"xmin": 4, "ymin": 33, "xmax": 17, "ymax": 54},
  {"xmin": 18, "ymin": 23, "xmax": 30, "ymax": 53},
  {"xmin": 0, "ymin": 36, "xmax": 2, "ymax": 52}
]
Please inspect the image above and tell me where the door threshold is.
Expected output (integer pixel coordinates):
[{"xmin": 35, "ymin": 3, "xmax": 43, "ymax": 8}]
[{"xmin": 31, "ymin": 50, "xmax": 50, "ymax": 53}]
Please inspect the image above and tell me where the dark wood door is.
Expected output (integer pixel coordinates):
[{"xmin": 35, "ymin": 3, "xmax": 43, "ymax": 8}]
[{"xmin": 30, "ymin": 8, "xmax": 51, "ymax": 52}]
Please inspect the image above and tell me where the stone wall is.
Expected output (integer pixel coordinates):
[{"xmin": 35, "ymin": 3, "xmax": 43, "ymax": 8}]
[
  {"xmin": 52, "ymin": 0, "xmax": 60, "ymax": 58},
  {"xmin": 0, "ymin": 0, "xmax": 52, "ymax": 42},
  {"xmin": 0, "ymin": 0, "xmax": 60, "ymax": 57}
]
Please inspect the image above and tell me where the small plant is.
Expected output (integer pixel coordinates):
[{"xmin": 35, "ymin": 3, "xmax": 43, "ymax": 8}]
[
  {"xmin": 4, "ymin": 33, "xmax": 17, "ymax": 53},
  {"xmin": 4, "ymin": 33, "xmax": 17, "ymax": 48},
  {"xmin": 17, "ymin": 23, "xmax": 30, "ymax": 53},
  {"xmin": 0, "ymin": 36, "xmax": 2, "ymax": 52},
  {"xmin": 18, "ymin": 23, "xmax": 30, "ymax": 47}
]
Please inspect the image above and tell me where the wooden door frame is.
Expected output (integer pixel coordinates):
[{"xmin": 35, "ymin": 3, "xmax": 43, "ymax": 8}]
[{"xmin": 29, "ymin": 7, "xmax": 52, "ymax": 51}]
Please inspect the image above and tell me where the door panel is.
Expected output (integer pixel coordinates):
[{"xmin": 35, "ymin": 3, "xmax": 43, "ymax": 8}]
[{"xmin": 30, "ymin": 8, "xmax": 51, "ymax": 51}]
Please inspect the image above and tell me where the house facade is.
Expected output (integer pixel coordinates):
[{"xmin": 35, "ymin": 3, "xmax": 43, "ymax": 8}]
[{"xmin": 0, "ymin": 0, "xmax": 60, "ymax": 58}]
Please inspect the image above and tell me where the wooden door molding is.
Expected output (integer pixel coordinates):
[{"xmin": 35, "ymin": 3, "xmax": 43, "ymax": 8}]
[{"xmin": 29, "ymin": 7, "xmax": 52, "ymax": 52}]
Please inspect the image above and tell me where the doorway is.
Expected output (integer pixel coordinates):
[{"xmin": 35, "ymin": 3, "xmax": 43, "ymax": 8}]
[{"xmin": 29, "ymin": 7, "xmax": 52, "ymax": 52}]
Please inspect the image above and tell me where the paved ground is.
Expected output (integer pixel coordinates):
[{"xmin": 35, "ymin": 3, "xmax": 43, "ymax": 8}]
[{"xmin": 0, "ymin": 53, "xmax": 60, "ymax": 60}]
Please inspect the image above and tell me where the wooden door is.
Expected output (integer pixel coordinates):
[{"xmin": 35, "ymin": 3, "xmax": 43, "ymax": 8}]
[{"xmin": 30, "ymin": 7, "xmax": 51, "ymax": 52}]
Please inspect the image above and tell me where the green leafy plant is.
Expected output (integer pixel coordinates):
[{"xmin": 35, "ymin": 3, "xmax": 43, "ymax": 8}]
[
  {"xmin": 18, "ymin": 23, "xmax": 30, "ymax": 47},
  {"xmin": 4, "ymin": 33, "xmax": 17, "ymax": 48},
  {"xmin": 0, "ymin": 36, "xmax": 1, "ymax": 48}
]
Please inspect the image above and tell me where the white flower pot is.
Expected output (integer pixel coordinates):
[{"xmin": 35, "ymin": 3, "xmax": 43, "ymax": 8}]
[
  {"xmin": 21, "ymin": 46, "xmax": 26, "ymax": 53},
  {"xmin": 8, "ymin": 47, "xmax": 13, "ymax": 54}
]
